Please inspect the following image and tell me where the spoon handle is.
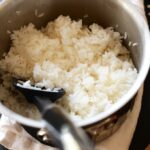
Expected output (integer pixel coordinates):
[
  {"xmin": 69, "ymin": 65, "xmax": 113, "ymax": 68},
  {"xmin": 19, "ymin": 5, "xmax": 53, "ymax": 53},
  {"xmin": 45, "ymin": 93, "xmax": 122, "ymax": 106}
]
[{"xmin": 34, "ymin": 96, "xmax": 93, "ymax": 150}]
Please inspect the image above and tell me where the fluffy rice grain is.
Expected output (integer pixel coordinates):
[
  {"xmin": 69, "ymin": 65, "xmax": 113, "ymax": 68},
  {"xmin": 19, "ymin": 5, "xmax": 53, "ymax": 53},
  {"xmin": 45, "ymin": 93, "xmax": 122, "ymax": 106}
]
[{"xmin": 0, "ymin": 16, "xmax": 137, "ymax": 121}]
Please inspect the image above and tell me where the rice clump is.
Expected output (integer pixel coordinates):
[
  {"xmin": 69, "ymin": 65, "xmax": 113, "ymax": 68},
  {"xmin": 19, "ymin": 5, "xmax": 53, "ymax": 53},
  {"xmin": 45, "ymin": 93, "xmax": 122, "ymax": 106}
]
[{"xmin": 0, "ymin": 15, "xmax": 137, "ymax": 121}]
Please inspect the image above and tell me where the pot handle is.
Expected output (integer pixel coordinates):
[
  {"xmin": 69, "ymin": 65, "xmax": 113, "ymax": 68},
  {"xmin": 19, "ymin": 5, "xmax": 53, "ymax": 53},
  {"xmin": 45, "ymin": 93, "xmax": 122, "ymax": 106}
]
[{"xmin": 42, "ymin": 104, "xmax": 93, "ymax": 150}]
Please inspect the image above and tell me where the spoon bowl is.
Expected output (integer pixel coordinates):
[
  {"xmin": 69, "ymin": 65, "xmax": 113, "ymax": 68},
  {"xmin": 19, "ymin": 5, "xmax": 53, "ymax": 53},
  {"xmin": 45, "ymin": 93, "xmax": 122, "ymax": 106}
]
[{"xmin": 13, "ymin": 79, "xmax": 94, "ymax": 150}]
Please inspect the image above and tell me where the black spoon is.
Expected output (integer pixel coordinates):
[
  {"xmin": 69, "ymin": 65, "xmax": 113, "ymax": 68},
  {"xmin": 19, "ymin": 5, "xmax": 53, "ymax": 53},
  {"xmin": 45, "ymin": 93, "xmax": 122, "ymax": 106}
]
[{"xmin": 13, "ymin": 79, "xmax": 93, "ymax": 150}]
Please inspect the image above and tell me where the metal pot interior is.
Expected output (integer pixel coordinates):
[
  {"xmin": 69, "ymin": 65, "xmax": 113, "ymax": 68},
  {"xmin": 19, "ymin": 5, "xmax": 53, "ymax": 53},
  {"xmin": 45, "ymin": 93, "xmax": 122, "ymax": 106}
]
[
  {"xmin": 0, "ymin": 0, "xmax": 145, "ymax": 69},
  {"xmin": 0, "ymin": 0, "xmax": 149, "ymax": 128}
]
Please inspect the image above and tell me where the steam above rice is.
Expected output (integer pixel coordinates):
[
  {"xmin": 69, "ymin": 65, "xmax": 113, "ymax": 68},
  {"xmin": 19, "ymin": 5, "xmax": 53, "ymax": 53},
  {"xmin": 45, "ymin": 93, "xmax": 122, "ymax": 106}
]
[{"xmin": 0, "ymin": 16, "xmax": 137, "ymax": 121}]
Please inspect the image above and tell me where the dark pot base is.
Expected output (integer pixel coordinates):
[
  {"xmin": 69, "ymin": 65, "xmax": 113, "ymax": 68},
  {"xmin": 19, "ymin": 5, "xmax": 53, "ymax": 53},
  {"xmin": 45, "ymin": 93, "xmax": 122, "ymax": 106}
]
[{"xmin": 22, "ymin": 96, "xmax": 135, "ymax": 147}]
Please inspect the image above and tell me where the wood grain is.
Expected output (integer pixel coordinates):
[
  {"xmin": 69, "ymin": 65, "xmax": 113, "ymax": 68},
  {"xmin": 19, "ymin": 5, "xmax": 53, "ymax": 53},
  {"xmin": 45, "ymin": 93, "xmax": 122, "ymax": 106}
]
[{"xmin": 145, "ymin": 145, "xmax": 150, "ymax": 150}]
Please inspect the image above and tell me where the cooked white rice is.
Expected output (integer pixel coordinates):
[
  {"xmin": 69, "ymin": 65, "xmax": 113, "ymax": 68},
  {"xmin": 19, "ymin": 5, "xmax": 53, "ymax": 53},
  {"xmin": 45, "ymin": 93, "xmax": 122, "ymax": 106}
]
[{"xmin": 0, "ymin": 15, "xmax": 137, "ymax": 121}]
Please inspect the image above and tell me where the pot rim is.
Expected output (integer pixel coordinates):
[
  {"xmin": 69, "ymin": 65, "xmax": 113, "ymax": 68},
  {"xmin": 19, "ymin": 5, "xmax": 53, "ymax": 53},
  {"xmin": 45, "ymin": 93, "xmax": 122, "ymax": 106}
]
[{"xmin": 0, "ymin": 0, "xmax": 150, "ymax": 128}]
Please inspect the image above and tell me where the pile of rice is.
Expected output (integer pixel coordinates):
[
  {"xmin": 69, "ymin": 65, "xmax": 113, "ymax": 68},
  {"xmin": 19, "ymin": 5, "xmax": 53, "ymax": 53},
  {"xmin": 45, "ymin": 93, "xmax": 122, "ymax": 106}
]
[{"xmin": 0, "ymin": 15, "xmax": 137, "ymax": 121}]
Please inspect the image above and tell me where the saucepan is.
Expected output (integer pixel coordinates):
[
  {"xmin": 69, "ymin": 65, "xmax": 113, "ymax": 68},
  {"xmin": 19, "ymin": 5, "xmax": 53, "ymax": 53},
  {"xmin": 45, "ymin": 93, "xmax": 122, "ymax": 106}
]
[{"xmin": 0, "ymin": 0, "xmax": 149, "ymax": 149}]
